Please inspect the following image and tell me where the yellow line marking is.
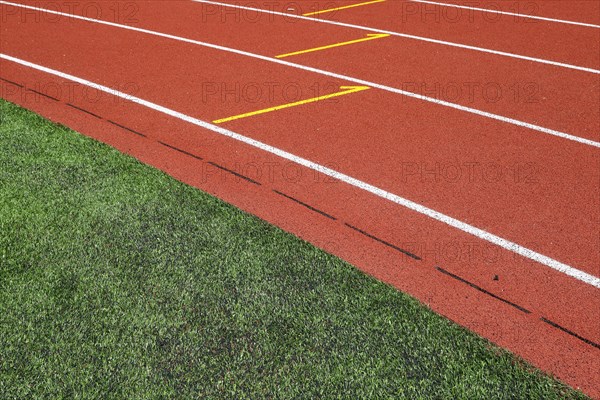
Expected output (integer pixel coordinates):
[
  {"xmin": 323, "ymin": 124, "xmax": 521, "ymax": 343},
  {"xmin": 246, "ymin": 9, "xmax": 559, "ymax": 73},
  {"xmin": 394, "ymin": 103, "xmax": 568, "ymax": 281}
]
[
  {"xmin": 275, "ymin": 33, "xmax": 390, "ymax": 59},
  {"xmin": 303, "ymin": 0, "xmax": 386, "ymax": 16},
  {"xmin": 213, "ymin": 86, "xmax": 370, "ymax": 124}
]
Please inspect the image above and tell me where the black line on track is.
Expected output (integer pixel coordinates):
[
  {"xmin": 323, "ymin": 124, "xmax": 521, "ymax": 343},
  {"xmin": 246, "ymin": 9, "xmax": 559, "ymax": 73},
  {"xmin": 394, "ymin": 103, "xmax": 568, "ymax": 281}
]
[
  {"xmin": 344, "ymin": 223, "xmax": 421, "ymax": 260},
  {"xmin": 105, "ymin": 119, "xmax": 147, "ymax": 137},
  {"xmin": 540, "ymin": 317, "xmax": 600, "ymax": 350},
  {"xmin": 0, "ymin": 77, "xmax": 24, "ymax": 88},
  {"xmin": 273, "ymin": 190, "xmax": 337, "ymax": 220},
  {"xmin": 435, "ymin": 267, "xmax": 531, "ymax": 314},
  {"xmin": 28, "ymin": 88, "xmax": 60, "ymax": 102},
  {"xmin": 208, "ymin": 162, "xmax": 261, "ymax": 185},
  {"xmin": 158, "ymin": 141, "xmax": 203, "ymax": 161},
  {"xmin": 66, "ymin": 103, "xmax": 103, "ymax": 120}
]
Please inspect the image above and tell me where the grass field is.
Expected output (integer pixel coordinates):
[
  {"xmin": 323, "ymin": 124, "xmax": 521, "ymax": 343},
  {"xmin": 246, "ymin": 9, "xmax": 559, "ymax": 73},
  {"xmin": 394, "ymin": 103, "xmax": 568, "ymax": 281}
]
[{"xmin": 0, "ymin": 99, "xmax": 589, "ymax": 399}]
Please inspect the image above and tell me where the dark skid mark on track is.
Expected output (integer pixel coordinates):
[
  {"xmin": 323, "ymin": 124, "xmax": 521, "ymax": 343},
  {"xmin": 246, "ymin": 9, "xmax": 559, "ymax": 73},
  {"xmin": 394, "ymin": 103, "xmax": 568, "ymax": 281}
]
[
  {"xmin": 436, "ymin": 267, "xmax": 531, "ymax": 314},
  {"xmin": 66, "ymin": 103, "xmax": 103, "ymax": 120},
  {"xmin": 158, "ymin": 141, "xmax": 203, "ymax": 161},
  {"xmin": 540, "ymin": 317, "xmax": 600, "ymax": 350},
  {"xmin": 0, "ymin": 77, "xmax": 24, "ymax": 88},
  {"xmin": 344, "ymin": 223, "xmax": 422, "ymax": 260},
  {"xmin": 208, "ymin": 161, "xmax": 261, "ymax": 186},
  {"xmin": 105, "ymin": 120, "xmax": 147, "ymax": 138},
  {"xmin": 28, "ymin": 88, "xmax": 60, "ymax": 102},
  {"xmin": 273, "ymin": 189, "xmax": 337, "ymax": 220}
]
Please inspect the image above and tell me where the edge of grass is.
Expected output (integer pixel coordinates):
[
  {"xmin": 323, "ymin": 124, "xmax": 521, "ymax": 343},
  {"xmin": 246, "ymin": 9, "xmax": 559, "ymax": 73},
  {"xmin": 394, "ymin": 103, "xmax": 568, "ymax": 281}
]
[{"xmin": 0, "ymin": 99, "xmax": 590, "ymax": 399}]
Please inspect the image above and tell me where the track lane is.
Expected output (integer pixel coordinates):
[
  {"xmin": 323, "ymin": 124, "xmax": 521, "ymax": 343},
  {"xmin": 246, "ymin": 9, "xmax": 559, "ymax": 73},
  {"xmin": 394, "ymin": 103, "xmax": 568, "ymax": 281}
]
[
  {"xmin": 3, "ymin": 6, "xmax": 599, "ymax": 274},
  {"xmin": 271, "ymin": 32, "xmax": 600, "ymax": 142},
  {"xmin": 198, "ymin": 0, "xmax": 600, "ymax": 70},
  {"xmin": 222, "ymin": 89, "xmax": 600, "ymax": 277},
  {"xmin": 437, "ymin": 0, "xmax": 600, "ymax": 25},
  {"xmin": 207, "ymin": 0, "xmax": 600, "ymax": 26},
  {"xmin": 4, "ymin": 1, "xmax": 598, "ymax": 144}
]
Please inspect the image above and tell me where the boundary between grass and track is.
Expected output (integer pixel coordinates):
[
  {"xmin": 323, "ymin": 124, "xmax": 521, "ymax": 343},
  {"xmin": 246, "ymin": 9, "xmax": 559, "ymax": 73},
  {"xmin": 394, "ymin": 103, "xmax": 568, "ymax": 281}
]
[
  {"xmin": 5, "ymin": 75, "xmax": 600, "ymax": 354},
  {"xmin": 2, "ymin": 95, "xmax": 594, "ymax": 398},
  {"xmin": 2, "ymin": 1, "xmax": 598, "ymax": 149},
  {"xmin": 5, "ymin": 79, "xmax": 600, "ymax": 353},
  {"xmin": 3, "ymin": 52, "xmax": 599, "ymax": 289}
]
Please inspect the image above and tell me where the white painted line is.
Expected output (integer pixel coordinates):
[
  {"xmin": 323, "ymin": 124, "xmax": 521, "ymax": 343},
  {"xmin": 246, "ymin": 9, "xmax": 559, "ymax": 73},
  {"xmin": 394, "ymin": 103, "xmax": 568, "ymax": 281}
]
[
  {"xmin": 2, "ymin": 1, "xmax": 599, "ymax": 148},
  {"xmin": 408, "ymin": 0, "xmax": 600, "ymax": 29},
  {"xmin": 192, "ymin": 0, "xmax": 600, "ymax": 75},
  {"xmin": 2, "ymin": 52, "xmax": 599, "ymax": 289}
]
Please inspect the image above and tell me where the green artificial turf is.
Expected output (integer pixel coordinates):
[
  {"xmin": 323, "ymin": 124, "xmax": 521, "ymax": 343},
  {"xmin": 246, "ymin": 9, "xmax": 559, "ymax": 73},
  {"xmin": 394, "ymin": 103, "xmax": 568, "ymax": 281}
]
[{"xmin": 0, "ymin": 99, "xmax": 589, "ymax": 399}]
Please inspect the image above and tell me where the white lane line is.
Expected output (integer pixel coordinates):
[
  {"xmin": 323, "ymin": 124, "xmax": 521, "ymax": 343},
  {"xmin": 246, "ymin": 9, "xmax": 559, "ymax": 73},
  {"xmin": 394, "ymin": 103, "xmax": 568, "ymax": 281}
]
[
  {"xmin": 2, "ymin": 53, "xmax": 599, "ymax": 289},
  {"xmin": 408, "ymin": 0, "xmax": 600, "ymax": 29},
  {"xmin": 2, "ymin": 1, "xmax": 599, "ymax": 149},
  {"xmin": 192, "ymin": 0, "xmax": 600, "ymax": 75}
]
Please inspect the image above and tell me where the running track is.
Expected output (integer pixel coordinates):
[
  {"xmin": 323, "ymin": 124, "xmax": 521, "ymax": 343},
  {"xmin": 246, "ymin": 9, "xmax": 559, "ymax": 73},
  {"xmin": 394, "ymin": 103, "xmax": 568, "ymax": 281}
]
[{"xmin": 1, "ymin": 0, "xmax": 599, "ymax": 396}]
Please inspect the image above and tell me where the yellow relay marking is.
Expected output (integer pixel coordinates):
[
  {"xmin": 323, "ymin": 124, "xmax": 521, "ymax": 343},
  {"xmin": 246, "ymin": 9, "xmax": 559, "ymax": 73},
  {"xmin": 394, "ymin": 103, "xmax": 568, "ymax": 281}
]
[
  {"xmin": 275, "ymin": 33, "xmax": 390, "ymax": 58},
  {"xmin": 213, "ymin": 86, "xmax": 370, "ymax": 124},
  {"xmin": 303, "ymin": 0, "xmax": 386, "ymax": 16}
]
